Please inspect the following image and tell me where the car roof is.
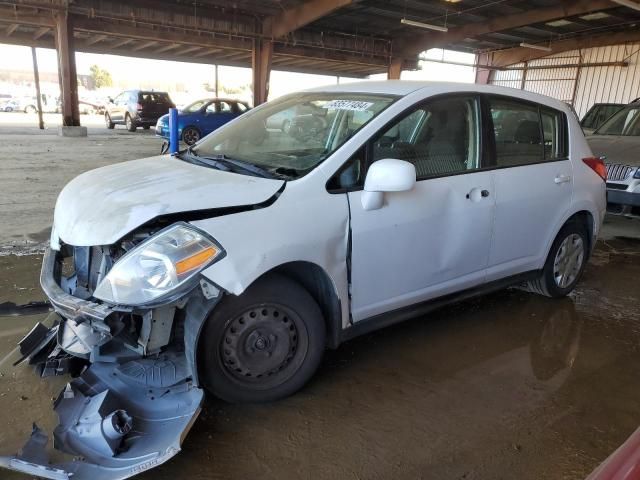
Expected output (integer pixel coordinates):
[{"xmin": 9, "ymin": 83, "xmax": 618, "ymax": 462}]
[
  {"xmin": 192, "ymin": 98, "xmax": 245, "ymax": 103},
  {"xmin": 303, "ymin": 80, "xmax": 573, "ymax": 114}
]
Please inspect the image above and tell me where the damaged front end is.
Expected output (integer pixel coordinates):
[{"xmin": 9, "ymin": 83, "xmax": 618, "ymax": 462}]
[{"xmin": 1, "ymin": 224, "xmax": 224, "ymax": 479}]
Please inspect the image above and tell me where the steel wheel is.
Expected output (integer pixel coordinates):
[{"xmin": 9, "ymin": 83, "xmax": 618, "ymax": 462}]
[
  {"xmin": 220, "ymin": 304, "xmax": 305, "ymax": 386},
  {"xmin": 182, "ymin": 127, "xmax": 200, "ymax": 145},
  {"xmin": 553, "ymin": 233, "xmax": 584, "ymax": 288}
]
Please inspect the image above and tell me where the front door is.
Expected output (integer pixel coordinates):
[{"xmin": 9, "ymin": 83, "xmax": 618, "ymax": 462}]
[{"xmin": 347, "ymin": 94, "xmax": 495, "ymax": 322}]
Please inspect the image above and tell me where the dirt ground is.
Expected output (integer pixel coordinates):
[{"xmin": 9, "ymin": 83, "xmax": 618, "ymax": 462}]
[
  {"xmin": 0, "ymin": 117, "xmax": 160, "ymax": 254},
  {"xmin": 1, "ymin": 123, "xmax": 640, "ymax": 479}
]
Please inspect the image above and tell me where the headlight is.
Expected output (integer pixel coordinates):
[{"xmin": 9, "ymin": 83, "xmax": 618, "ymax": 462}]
[
  {"xmin": 634, "ymin": 168, "xmax": 640, "ymax": 179},
  {"xmin": 93, "ymin": 223, "xmax": 223, "ymax": 306}
]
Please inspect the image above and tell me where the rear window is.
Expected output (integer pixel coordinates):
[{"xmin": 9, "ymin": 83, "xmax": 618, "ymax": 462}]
[{"xmin": 138, "ymin": 92, "xmax": 172, "ymax": 104}]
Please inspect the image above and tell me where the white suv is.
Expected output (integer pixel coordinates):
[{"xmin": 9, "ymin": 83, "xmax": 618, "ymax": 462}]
[{"xmin": 3, "ymin": 82, "xmax": 606, "ymax": 480}]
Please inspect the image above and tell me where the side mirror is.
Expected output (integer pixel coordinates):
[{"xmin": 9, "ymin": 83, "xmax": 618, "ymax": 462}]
[{"xmin": 361, "ymin": 158, "xmax": 416, "ymax": 211}]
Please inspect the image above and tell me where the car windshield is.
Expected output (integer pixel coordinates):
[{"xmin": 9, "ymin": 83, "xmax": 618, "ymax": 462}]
[
  {"xmin": 596, "ymin": 105, "xmax": 640, "ymax": 135},
  {"xmin": 183, "ymin": 100, "xmax": 210, "ymax": 113},
  {"xmin": 190, "ymin": 92, "xmax": 397, "ymax": 177}
]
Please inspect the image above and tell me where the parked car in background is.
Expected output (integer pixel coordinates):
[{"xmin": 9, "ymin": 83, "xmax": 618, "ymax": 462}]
[
  {"xmin": 586, "ymin": 100, "xmax": 640, "ymax": 215},
  {"xmin": 155, "ymin": 98, "xmax": 249, "ymax": 147},
  {"xmin": 15, "ymin": 94, "xmax": 59, "ymax": 113},
  {"xmin": 105, "ymin": 90, "xmax": 175, "ymax": 132},
  {"xmin": 0, "ymin": 98, "xmax": 18, "ymax": 112},
  {"xmin": 0, "ymin": 82, "xmax": 606, "ymax": 480},
  {"xmin": 581, "ymin": 102, "xmax": 625, "ymax": 134}
]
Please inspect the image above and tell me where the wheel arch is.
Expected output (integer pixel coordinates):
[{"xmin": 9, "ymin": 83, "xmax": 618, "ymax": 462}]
[
  {"xmin": 268, "ymin": 261, "xmax": 342, "ymax": 349},
  {"xmin": 545, "ymin": 209, "xmax": 596, "ymax": 263}
]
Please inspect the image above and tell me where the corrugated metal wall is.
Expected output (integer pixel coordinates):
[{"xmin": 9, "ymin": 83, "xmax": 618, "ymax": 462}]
[{"xmin": 490, "ymin": 44, "xmax": 640, "ymax": 118}]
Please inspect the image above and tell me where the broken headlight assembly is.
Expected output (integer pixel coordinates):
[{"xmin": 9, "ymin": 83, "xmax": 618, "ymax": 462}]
[{"xmin": 93, "ymin": 223, "xmax": 223, "ymax": 306}]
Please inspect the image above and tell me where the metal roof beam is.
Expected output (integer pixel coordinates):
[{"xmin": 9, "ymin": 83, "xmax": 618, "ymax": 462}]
[
  {"xmin": 264, "ymin": 0, "xmax": 354, "ymax": 38},
  {"xmin": 395, "ymin": 0, "xmax": 618, "ymax": 57},
  {"xmin": 490, "ymin": 28, "xmax": 640, "ymax": 67}
]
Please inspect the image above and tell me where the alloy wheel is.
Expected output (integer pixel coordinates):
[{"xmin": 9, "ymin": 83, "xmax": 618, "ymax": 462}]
[
  {"xmin": 553, "ymin": 233, "xmax": 584, "ymax": 288},
  {"xmin": 183, "ymin": 128, "xmax": 200, "ymax": 145}
]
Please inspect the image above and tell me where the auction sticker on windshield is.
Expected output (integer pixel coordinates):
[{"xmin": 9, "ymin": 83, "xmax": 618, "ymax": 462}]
[{"xmin": 323, "ymin": 100, "xmax": 374, "ymax": 111}]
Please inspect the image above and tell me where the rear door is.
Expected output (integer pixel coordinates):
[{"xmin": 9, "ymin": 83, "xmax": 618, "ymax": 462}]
[
  {"xmin": 485, "ymin": 95, "xmax": 573, "ymax": 280},
  {"xmin": 347, "ymin": 94, "xmax": 496, "ymax": 321}
]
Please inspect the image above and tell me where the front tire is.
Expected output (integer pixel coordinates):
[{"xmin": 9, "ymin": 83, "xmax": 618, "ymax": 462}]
[
  {"xmin": 200, "ymin": 274, "xmax": 325, "ymax": 403},
  {"xmin": 182, "ymin": 126, "xmax": 200, "ymax": 145},
  {"xmin": 526, "ymin": 221, "xmax": 588, "ymax": 298},
  {"xmin": 125, "ymin": 114, "xmax": 136, "ymax": 132}
]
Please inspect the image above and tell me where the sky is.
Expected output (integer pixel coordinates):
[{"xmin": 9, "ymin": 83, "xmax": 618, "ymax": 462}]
[{"xmin": 0, "ymin": 43, "xmax": 477, "ymax": 104}]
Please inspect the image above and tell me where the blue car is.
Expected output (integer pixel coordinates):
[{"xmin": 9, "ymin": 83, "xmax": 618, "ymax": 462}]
[{"xmin": 155, "ymin": 98, "xmax": 250, "ymax": 149}]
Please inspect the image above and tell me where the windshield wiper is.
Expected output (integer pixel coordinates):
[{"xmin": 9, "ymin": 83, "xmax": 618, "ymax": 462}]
[{"xmin": 182, "ymin": 148, "xmax": 284, "ymax": 179}]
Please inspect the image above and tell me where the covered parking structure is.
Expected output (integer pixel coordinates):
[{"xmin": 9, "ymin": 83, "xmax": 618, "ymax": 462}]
[{"xmin": 2, "ymin": 0, "xmax": 640, "ymax": 127}]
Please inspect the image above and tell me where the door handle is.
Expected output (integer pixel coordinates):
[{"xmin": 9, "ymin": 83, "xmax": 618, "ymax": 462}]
[
  {"xmin": 466, "ymin": 188, "xmax": 490, "ymax": 202},
  {"xmin": 554, "ymin": 174, "xmax": 571, "ymax": 184}
]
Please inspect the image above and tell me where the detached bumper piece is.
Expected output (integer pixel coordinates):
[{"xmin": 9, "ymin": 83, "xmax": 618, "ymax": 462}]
[{"xmin": 0, "ymin": 358, "xmax": 203, "ymax": 480}]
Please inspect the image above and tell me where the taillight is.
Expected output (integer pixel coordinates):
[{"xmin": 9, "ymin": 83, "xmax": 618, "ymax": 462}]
[
  {"xmin": 136, "ymin": 103, "xmax": 143, "ymax": 111},
  {"xmin": 582, "ymin": 157, "xmax": 607, "ymax": 181}
]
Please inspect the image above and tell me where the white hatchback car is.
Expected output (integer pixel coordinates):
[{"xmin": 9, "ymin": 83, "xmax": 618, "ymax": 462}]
[{"xmin": 3, "ymin": 82, "xmax": 606, "ymax": 480}]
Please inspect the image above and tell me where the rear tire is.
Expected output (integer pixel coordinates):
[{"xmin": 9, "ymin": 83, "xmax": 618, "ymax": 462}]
[
  {"xmin": 125, "ymin": 114, "xmax": 136, "ymax": 132},
  {"xmin": 200, "ymin": 274, "xmax": 326, "ymax": 404},
  {"xmin": 525, "ymin": 221, "xmax": 588, "ymax": 298},
  {"xmin": 143, "ymin": 125, "xmax": 150, "ymax": 130},
  {"xmin": 25, "ymin": 105, "xmax": 36, "ymax": 114},
  {"xmin": 105, "ymin": 113, "xmax": 115, "ymax": 129}
]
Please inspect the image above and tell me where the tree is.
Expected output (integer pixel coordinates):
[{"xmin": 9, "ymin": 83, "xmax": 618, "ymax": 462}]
[{"xmin": 89, "ymin": 64, "xmax": 113, "ymax": 89}]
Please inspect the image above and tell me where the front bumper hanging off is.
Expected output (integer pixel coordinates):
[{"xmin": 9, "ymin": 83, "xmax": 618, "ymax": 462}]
[{"xmin": 0, "ymin": 249, "xmax": 206, "ymax": 480}]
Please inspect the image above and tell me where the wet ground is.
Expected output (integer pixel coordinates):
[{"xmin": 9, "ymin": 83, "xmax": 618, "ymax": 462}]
[{"xmin": 1, "ymin": 216, "xmax": 640, "ymax": 480}]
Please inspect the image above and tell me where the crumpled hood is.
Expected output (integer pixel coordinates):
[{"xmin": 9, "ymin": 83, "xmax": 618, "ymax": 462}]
[
  {"xmin": 586, "ymin": 135, "xmax": 640, "ymax": 167},
  {"xmin": 53, "ymin": 156, "xmax": 284, "ymax": 246}
]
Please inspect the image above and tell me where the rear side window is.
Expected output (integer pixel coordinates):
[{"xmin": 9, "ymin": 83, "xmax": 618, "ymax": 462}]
[{"xmin": 490, "ymin": 98, "xmax": 543, "ymax": 167}]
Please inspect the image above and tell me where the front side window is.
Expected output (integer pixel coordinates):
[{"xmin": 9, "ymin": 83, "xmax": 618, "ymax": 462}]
[
  {"xmin": 490, "ymin": 98, "xmax": 544, "ymax": 167},
  {"xmin": 371, "ymin": 95, "xmax": 481, "ymax": 179},
  {"xmin": 192, "ymin": 93, "xmax": 396, "ymax": 178},
  {"xmin": 183, "ymin": 100, "xmax": 208, "ymax": 113},
  {"xmin": 596, "ymin": 106, "xmax": 640, "ymax": 135}
]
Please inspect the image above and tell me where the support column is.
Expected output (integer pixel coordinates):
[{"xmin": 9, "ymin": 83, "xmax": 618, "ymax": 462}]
[
  {"xmin": 475, "ymin": 53, "xmax": 493, "ymax": 85},
  {"xmin": 31, "ymin": 47, "xmax": 44, "ymax": 130},
  {"xmin": 252, "ymin": 39, "xmax": 273, "ymax": 106},
  {"xmin": 214, "ymin": 64, "xmax": 219, "ymax": 97},
  {"xmin": 520, "ymin": 61, "xmax": 528, "ymax": 90},
  {"xmin": 387, "ymin": 58, "xmax": 403, "ymax": 80},
  {"xmin": 55, "ymin": 11, "xmax": 83, "ymax": 134}
]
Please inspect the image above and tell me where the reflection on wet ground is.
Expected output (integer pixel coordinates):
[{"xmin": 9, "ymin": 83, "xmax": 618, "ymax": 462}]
[{"xmin": 1, "ymin": 233, "xmax": 640, "ymax": 480}]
